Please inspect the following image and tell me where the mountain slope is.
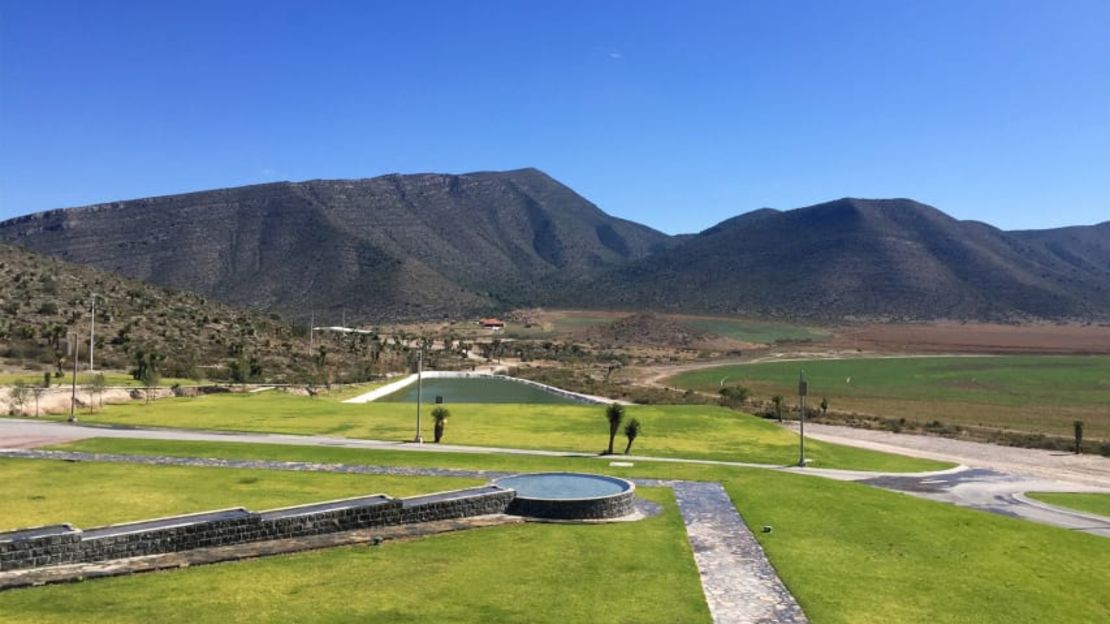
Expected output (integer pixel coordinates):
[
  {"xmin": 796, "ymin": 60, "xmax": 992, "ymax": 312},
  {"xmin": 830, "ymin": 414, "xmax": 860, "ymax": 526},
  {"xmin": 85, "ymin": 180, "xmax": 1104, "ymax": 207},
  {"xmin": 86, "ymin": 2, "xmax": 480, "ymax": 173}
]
[
  {"xmin": 0, "ymin": 243, "xmax": 310, "ymax": 380},
  {"xmin": 0, "ymin": 169, "xmax": 671, "ymax": 321},
  {"xmin": 568, "ymin": 198, "xmax": 1110, "ymax": 321}
]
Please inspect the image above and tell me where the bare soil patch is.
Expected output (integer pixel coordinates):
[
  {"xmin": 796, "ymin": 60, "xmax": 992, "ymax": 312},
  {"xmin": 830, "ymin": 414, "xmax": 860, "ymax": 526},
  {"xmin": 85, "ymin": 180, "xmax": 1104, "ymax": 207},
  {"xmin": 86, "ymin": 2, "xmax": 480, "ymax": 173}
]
[{"xmin": 827, "ymin": 322, "xmax": 1110, "ymax": 354}]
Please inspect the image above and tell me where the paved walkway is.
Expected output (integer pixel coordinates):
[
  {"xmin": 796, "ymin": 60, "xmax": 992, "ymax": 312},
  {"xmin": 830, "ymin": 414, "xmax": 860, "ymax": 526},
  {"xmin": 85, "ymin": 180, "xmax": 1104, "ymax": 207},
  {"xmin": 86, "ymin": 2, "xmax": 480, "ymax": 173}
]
[
  {"xmin": 0, "ymin": 448, "xmax": 807, "ymax": 623},
  {"xmin": 672, "ymin": 481, "xmax": 807, "ymax": 624}
]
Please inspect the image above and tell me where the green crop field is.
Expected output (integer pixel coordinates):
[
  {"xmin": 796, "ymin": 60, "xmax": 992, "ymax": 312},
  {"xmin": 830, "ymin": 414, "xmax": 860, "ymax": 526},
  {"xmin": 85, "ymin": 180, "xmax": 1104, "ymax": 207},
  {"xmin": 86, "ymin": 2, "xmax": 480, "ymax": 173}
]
[
  {"xmin": 15, "ymin": 437, "xmax": 1110, "ymax": 624},
  {"xmin": 668, "ymin": 355, "xmax": 1110, "ymax": 439},
  {"xmin": 680, "ymin": 316, "xmax": 829, "ymax": 343},
  {"xmin": 36, "ymin": 391, "xmax": 947, "ymax": 472},
  {"xmin": 1026, "ymin": 492, "xmax": 1110, "ymax": 519}
]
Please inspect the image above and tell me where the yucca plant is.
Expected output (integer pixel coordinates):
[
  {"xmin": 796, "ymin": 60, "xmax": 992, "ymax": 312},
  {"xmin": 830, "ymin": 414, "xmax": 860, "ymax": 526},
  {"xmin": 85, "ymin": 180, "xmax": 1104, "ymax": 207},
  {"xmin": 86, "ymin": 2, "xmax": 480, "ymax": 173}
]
[
  {"xmin": 623, "ymin": 418, "xmax": 641, "ymax": 455},
  {"xmin": 605, "ymin": 402, "xmax": 624, "ymax": 454},
  {"xmin": 432, "ymin": 406, "xmax": 450, "ymax": 444}
]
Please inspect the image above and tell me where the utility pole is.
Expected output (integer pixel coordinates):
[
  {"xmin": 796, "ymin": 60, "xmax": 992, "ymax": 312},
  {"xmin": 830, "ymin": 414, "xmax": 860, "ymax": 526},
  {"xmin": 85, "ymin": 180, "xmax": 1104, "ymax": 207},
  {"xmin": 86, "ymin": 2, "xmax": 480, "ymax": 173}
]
[
  {"xmin": 309, "ymin": 311, "xmax": 315, "ymax": 355},
  {"xmin": 69, "ymin": 333, "xmax": 80, "ymax": 424},
  {"xmin": 88, "ymin": 294, "xmax": 97, "ymax": 372},
  {"xmin": 798, "ymin": 370, "xmax": 807, "ymax": 467},
  {"xmin": 414, "ymin": 350, "xmax": 424, "ymax": 443}
]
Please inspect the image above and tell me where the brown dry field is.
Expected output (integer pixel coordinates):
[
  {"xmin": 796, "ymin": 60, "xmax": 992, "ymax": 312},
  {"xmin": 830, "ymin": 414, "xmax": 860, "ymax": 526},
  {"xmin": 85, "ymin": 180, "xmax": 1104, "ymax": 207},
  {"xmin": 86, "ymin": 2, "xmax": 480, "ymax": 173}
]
[{"xmin": 824, "ymin": 322, "xmax": 1110, "ymax": 355}]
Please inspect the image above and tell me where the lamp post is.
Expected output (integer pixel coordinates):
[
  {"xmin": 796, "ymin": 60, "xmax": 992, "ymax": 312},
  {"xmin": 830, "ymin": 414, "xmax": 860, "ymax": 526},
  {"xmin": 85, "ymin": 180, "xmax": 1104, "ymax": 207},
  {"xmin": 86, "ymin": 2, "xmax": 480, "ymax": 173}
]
[
  {"xmin": 798, "ymin": 370, "xmax": 807, "ymax": 467},
  {"xmin": 69, "ymin": 333, "xmax": 80, "ymax": 424},
  {"xmin": 88, "ymin": 294, "xmax": 97, "ymax": 372},
  {"xmin": 414, "ymin": 350, "xmax": 424, "ymax": 443}
]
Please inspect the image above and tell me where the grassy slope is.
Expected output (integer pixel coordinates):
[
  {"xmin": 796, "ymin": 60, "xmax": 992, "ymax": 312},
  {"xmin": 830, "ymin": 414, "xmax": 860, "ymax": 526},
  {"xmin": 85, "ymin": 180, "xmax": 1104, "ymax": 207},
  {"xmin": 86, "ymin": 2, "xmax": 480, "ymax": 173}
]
[
  {"xmin": 1026, "ymin": 492, "xmax": 1110, "ymax": 518},
  {"xmin": 38, "ymin": 391, "xmax": 948, "ymax": 472},
  {"xmin": 0, "ymin": 487, "xmax": 709, "ymax": 624},
  {"xmin": 32, "ymin": 438, "xmax": 1110, "ymax": 624},
  {"xmin": 0, "ymin": 457, "xmax": 480, "ymax": 531},
  {"xmin": 669, "ymin": 355, "xmax": 1110, "ymax": 438}
]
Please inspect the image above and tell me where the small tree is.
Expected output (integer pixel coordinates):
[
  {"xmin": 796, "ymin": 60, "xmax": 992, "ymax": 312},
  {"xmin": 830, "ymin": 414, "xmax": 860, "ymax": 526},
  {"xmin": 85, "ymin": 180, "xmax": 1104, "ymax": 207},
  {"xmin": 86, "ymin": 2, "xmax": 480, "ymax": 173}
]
[
  {"xmin": 140, "ymin": 367, "xmax": 160, "ymax": 404},
  {"xmin": 31, "ymin": 385, "xmax": 45, "ymax": 417},
  {"xmin": 42, "ymin": 371, "xmax": 52, "ymax": 388},
  {"xmin": 89, "ymin": 373, "xmax": 107, "ymax": 412},
  {"xmin": 718, "ymin": 385, "xmax": 752, "ymax": 409},
  {"xmin": 771, "ymin": 395, "xmax": 784, "ymax": 423},
  {"xmin": 819, "ymin": 397, "xmax": 829, "ymax": 418},
  {"xmin": 9, "ymin": 381, "xmax": 27, "ymax": 416},
  {"xmin": 605, "ymin": 402, "xmax": 625, "ymax": 454},
  {"xmin": 432, "ymin": 406, "xmax": 450, "ymax": 443},
  {"xmin": 1074, "ymin": 420, "xmax": 1084, "ymax": 455},
  {"xmin": 623, "ymin": 418, "xmax": 641, "ymax": 455}
]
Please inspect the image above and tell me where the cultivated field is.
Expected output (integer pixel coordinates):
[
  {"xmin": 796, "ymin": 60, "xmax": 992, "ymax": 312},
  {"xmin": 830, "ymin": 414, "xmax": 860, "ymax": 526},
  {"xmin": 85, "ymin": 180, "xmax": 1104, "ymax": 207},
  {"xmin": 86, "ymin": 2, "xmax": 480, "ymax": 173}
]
[
  {"xmin": 828, "ymin": 322, "xmax": 1110, "ymax": 355},
  {"xmin": 667, "ymin": 355, "xmax": 1110, "ymax": 440}
]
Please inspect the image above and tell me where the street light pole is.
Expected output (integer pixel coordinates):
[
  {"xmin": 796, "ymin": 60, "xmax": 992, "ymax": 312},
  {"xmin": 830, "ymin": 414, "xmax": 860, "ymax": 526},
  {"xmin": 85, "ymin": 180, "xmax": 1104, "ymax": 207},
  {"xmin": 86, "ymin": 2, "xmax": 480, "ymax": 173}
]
[
  {"xmin": 414, "ymin": 350, "xmax": 424, "ymax": 443},
  {"xmin": 88, "ymin": 294, "xmax": 96, "ymax": 372},
  {"xmin": 798, "ymin": 370, "xmax": 807, "ymax": 467},
  {"xmin": 69, "ymin": 333, "xmax": 80, "ymax": 424}
]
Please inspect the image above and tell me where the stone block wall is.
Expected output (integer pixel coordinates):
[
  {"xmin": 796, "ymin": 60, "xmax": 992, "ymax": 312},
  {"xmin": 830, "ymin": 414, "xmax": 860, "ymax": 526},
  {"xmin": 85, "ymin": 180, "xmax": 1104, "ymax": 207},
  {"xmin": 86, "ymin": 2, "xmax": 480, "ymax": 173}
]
[
  {"xmin": 0, "ymin": 485, "xmax": 514, "ymax": 572},
  {"xmin": 0, "ymin": 525, "xmax": 81, "ymax": 570},
  {"xmin": 506, "ymin": 489, "xmax": 635, "ymax": 520}
]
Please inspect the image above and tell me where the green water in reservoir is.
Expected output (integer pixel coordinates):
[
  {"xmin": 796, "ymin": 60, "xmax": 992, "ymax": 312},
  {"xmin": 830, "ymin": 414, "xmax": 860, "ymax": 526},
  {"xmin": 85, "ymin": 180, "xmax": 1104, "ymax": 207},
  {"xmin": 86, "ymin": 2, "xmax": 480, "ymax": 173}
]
[{"xmin": 379, "ymin": 377, "xmax": 580, "ymax": 405}]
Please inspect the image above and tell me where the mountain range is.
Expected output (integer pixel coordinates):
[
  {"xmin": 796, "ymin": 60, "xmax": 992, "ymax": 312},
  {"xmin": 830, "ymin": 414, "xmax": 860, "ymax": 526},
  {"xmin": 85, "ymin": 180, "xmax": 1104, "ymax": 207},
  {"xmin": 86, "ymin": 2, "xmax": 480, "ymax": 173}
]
[{"xmin": 1, "ymin": 169, "xmax": 1107, "ymax": 323}]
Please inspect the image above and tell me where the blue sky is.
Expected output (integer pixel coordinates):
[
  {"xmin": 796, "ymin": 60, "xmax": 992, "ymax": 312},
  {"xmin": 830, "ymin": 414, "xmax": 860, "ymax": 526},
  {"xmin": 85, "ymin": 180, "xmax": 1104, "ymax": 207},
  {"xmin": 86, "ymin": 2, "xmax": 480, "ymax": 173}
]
[{"xmin": 1, "ymin": 0, "xmax": 1107, "ymax": 234}]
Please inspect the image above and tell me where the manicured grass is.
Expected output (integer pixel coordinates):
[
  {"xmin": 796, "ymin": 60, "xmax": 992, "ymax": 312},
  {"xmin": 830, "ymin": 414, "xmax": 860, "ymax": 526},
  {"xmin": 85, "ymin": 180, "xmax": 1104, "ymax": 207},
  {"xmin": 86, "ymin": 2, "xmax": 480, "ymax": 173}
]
[
  {"xmin": 0, "ymin": 487, "xmax": 709, "ymax": 624},
  {"xmin": 38, "ymin": 438, "xmax": 1110, "ymax": 623},
  {"xmin": 41, "ymin": 392, "xmax": 948, "ymax": 471},
  {"xmin": 0, "ymin": 457, "xmax": 480, "ymax": 531},
  {"xmin": 668, "ymin": 355, "xmax": 1110, "ymax": 439},
  {"xmin": 680, "ymin": 316, "xmax": 828, "ymax": 343},
  {"xmin": 1027, "ymin": 492, "xmax": 1110, "ymax": 518},
  {"xmin": 729, "ymin": 469, "xmax": 1110, "ymax": 623}
]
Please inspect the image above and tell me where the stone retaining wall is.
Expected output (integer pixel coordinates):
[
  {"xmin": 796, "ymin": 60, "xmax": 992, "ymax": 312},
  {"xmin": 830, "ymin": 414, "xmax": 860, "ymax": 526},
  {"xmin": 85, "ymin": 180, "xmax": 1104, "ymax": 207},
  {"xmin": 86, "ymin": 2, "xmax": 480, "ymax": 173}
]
[
  {"xmin": 0, "ymin": 486, "xmax": 514, "ymax": 571},
  {"xmin": 506, "ymin": 488, "xmax": 636, "ymax": 520}
]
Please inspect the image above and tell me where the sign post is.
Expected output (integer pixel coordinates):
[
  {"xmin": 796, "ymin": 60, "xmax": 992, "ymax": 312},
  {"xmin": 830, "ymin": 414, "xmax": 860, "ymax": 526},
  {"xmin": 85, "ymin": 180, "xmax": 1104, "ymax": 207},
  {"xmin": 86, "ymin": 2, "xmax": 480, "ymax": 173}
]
[{"xmin": 798, "ymin": 370, "xmax": 807, "ymax": 467}]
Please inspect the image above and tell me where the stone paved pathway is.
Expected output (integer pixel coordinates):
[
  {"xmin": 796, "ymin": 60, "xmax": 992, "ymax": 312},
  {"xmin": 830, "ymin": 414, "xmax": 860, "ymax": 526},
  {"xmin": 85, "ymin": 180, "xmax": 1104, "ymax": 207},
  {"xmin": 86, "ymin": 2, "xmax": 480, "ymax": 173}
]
[
  {"xmin": 0, "ymin": 449, "xmax": 808, "ymax": 623},
  {"xmin": 673, "ymin": 481, "xmax": 808, "ymax": 624}
]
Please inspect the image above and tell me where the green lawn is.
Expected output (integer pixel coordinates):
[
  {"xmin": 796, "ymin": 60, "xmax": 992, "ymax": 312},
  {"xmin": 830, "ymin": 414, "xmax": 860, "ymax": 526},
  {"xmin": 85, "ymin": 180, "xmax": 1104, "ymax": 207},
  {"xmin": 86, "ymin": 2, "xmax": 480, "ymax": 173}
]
[
  {"xmin": 680, "ymin": 316, "xmax": 829, "ymax": 343},
  {"xmin": 27, "ymin": 438, "xmax": 1110, "ymax": 624},
  {"xmin": 1026, "ymin": 492, "xmax": 1110, "ymax": 518},
  {"xmin": 0, "ymin": 457, "xmax": 480, "ymax": 531},
  {"xmin": 0, "ymin": 485, "xmax": 708, "ymax": 624},
  {"xmin": 39, "ymin": 391, "xmax": 948, "ymax": 472},
  {"xmin": 668, "ymin": 355, "xmax": 1110, "ymax": 439}
]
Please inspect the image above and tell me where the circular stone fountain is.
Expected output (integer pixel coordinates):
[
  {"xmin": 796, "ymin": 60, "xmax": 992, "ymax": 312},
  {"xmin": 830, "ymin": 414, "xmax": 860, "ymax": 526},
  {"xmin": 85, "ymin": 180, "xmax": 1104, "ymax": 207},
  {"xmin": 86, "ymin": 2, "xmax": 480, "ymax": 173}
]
[{"xmin": 493, "ymin": 472, "xmax": 636, "ymax": 520}]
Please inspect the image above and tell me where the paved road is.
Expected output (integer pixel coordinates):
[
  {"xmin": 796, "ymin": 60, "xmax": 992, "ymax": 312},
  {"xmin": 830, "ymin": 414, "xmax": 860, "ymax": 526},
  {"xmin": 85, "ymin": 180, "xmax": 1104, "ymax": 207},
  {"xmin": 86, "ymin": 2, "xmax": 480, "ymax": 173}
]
[
  {"xmin": 786, "ymin": 421, "xmax": 1110, "ymax": 487},
  {"xmin": 2, "ymin": 417, "xmax": 1108, "ymax": 537}
]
